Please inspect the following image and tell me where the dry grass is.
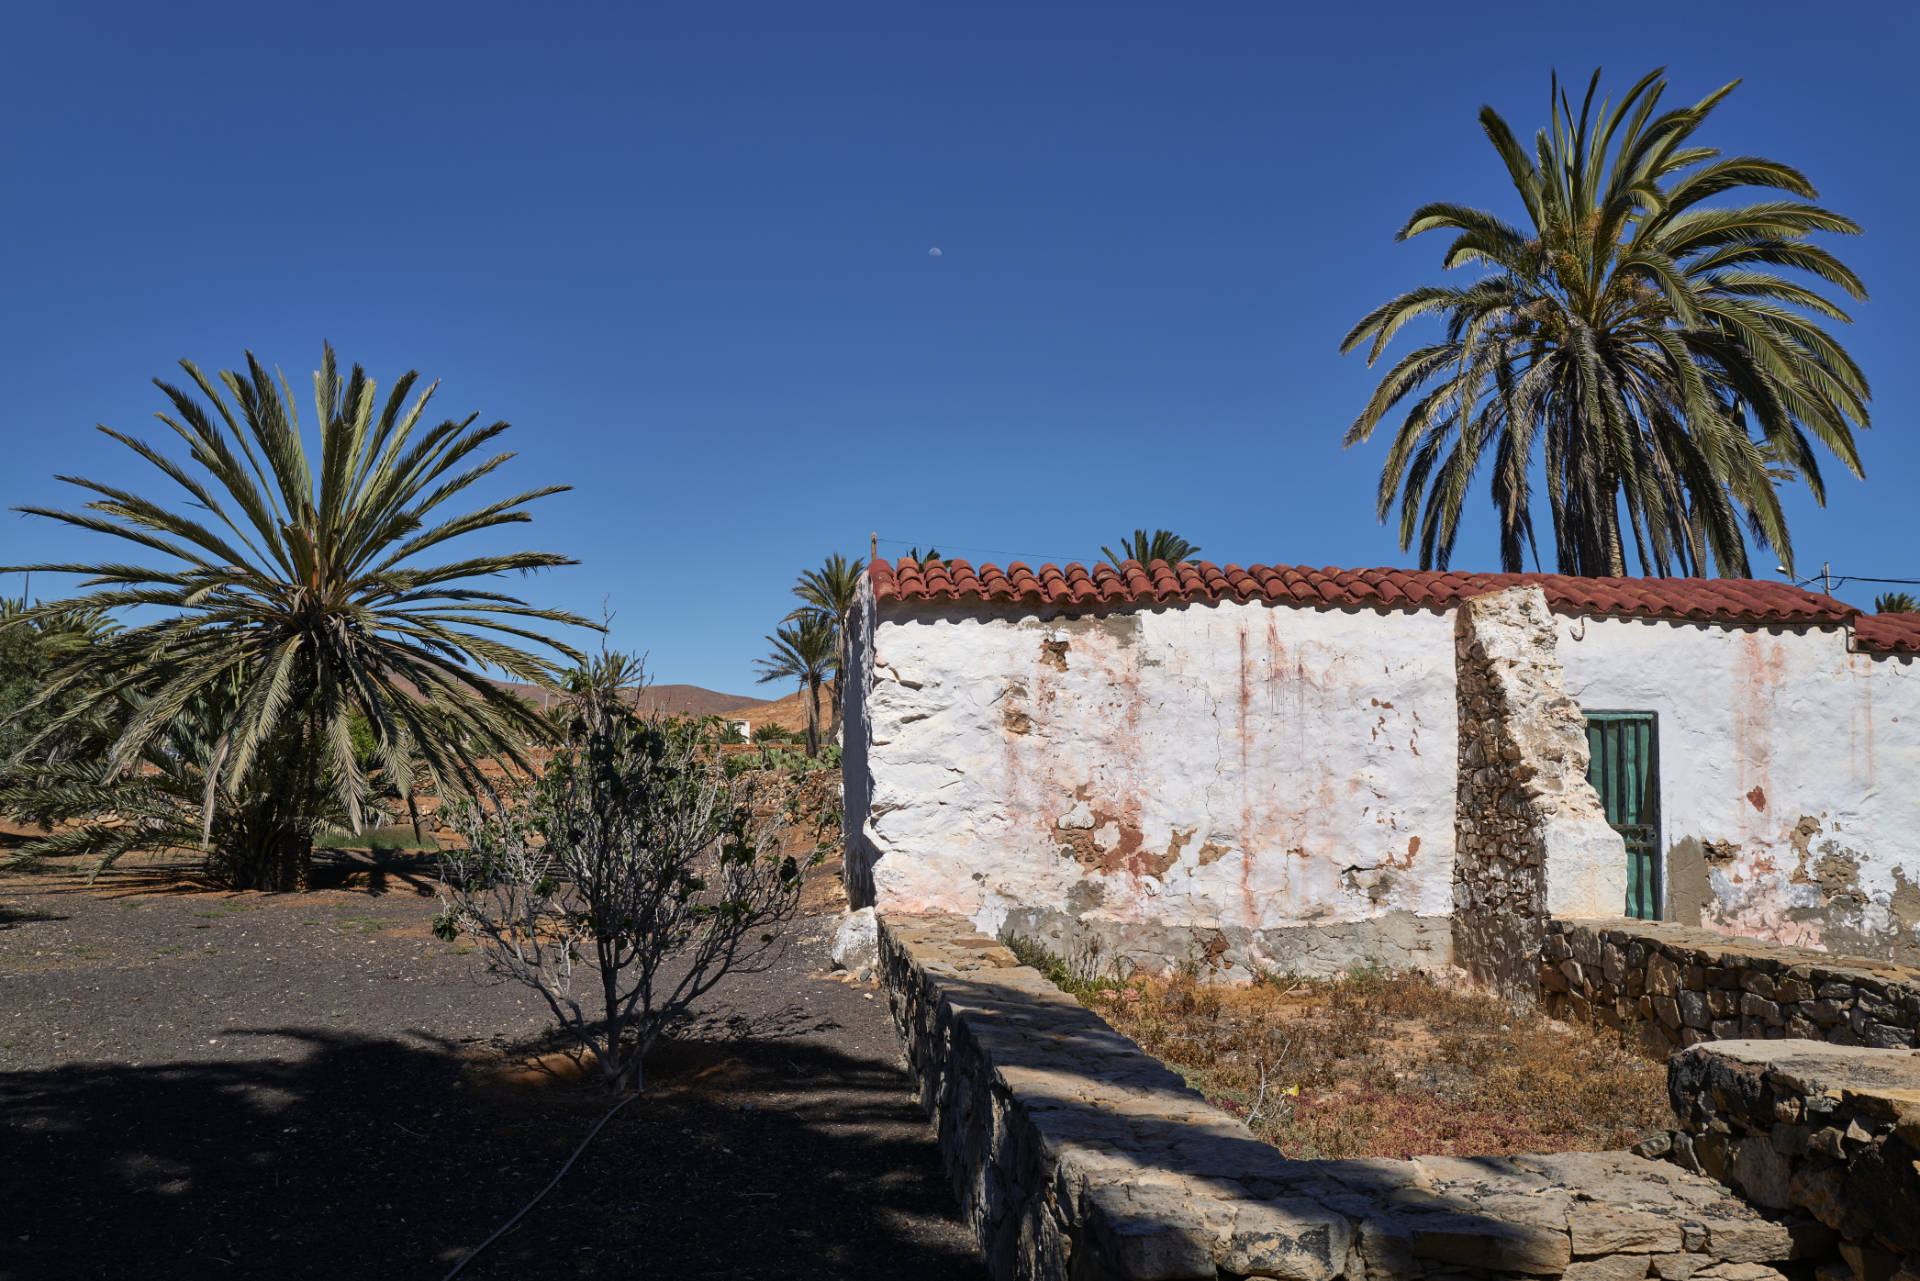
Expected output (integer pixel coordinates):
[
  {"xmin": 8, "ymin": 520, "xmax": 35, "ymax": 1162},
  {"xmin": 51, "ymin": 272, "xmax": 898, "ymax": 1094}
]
[{"xmin": 1009, "ymin": 940, "xmax": 1672, "ymax": 1160}]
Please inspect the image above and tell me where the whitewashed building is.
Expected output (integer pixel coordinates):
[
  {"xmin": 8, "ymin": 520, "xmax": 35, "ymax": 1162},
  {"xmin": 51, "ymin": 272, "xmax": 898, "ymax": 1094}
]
[{"xmin": 840, "ymin": 557, "xmax": 1920, "ymax": 977}]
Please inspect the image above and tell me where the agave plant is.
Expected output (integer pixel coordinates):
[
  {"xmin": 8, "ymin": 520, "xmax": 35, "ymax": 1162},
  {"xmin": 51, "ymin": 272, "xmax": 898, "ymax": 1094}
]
[
  {"xmin": 1102, "ymin": 529, "xmax": 1202, "ymax": 570},
  {"xmin": 3, "ymin": 345, "xmax": 588, "ymax": 888},
  {"xmin": 1343, "ymin": 69, "xmax": 1870, "ymax": 577}
]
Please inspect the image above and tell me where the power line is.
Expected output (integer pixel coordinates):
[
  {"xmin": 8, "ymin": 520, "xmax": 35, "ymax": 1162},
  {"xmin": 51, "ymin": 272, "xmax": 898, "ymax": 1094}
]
[{"xmin": 1827, "ymin": 575, "xmax": 1920, "ymax": 587}]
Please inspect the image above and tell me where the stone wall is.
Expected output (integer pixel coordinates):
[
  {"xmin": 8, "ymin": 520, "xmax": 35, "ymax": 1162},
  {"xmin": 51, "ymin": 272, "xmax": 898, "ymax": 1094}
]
[
  {"xmin": 1454, "ymin": 589, "xmax": 1625, "ymax": 996},
  {"xmin": 884, "ymin": 911, "xmax": 1811, "ymax": 1281},
  {"xmin": 1667, "ymin": 1040, "xmax": 1920, "ymax": 1281},
  {"xmin": 1543, "ymin": 918, "xmax": 1920, "ymax": 1054}
]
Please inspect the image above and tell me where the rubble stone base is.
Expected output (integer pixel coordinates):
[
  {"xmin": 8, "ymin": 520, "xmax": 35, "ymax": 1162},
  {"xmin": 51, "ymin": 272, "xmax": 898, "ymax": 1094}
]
[
  {"xmin": 1668, "ymin": 1039, "xmax": 1920, "ymax": 1281},
  {"xmin": 1544, "ymin": 919, "xmax": 1920, "ymax": 1055},
  {"xmin": 882, "ymin": 912, "xmax": 1811, "ymax": 1281}
]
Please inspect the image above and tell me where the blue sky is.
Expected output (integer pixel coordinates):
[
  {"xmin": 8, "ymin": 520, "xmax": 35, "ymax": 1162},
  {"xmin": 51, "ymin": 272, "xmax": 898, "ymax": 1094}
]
[{"xmin": 3, "ymin": 1, "xmax": 1914, "ymax": 693}]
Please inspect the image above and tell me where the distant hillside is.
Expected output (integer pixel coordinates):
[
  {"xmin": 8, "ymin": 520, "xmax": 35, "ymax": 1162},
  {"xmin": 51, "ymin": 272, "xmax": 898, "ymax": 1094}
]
[
  {"xmin": 487, "ymin": 679, "xmax": 762, "ymax": 719},
  {"xmin": 721, "ymin": 682, "xmax": 839, "ymax": 733},
  {"xmin": 633, "ymin": 684, "xmax": 763, "ymax": 717}
]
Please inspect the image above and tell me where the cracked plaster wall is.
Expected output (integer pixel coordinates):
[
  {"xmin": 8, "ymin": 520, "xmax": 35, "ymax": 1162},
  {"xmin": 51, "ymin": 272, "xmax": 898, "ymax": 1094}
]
[
  {"xmin": 842, "ymin": 596, "xmax": 1456, "ymax": 976},
  {"xmin": 1556, "ymin": 618, "xmax": 1920, "ymax": 963}
]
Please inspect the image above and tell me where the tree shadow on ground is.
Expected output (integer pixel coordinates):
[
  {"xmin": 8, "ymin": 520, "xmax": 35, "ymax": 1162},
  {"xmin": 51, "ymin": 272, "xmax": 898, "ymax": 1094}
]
[
  {"xmin": 5, "ymin": 847, "xmax": 444, "ymax": 901},
  {"xmin": 0, "ymin": 1026, "xmax": 986, "ymax": 1281}
]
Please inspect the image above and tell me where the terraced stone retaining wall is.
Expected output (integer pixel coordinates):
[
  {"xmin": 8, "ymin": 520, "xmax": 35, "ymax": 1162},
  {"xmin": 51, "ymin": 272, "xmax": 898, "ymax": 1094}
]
[
  {"xmin": 1542, "ymin": 919, "xmax": 1920, "ymax": 1054},
  {"xmin": 883, "ymin": 912, "xmax": 1812, "ymax": 1281},
  {"xmin": 1667, "ymin": 1040, "xmax": 1920, "ymax": 1281}
]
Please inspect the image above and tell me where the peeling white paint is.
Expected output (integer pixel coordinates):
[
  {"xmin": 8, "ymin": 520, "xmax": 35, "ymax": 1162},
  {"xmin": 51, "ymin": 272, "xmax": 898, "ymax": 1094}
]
[
  {"xmin": 1556, "ymin": 617, "xmax": 1920, "ymax": 956},
  {"xmin": 845, "ymin": 598, "xmax": 1457, "ymax": 950}
]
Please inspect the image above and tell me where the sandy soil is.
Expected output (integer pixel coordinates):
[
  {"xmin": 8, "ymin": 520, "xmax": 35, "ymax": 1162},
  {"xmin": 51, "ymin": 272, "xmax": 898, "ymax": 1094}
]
[{"xmin": 0, "ymin": 853, "xmax": 982, "ymax": 1281}]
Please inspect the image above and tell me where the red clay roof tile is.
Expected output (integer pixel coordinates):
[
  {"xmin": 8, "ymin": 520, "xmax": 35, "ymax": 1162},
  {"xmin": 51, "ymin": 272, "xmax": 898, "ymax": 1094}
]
[
  {"xmin": 1857, "ymin": 613, "xmax": 1920, "ymax": 656},
  {"xmin": 868, "ymin": 557, "xmax": 1915, "ymax": 652}
]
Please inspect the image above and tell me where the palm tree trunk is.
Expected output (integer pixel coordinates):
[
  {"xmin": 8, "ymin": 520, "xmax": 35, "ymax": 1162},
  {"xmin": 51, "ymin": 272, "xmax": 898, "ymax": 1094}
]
[
  {"xmin": 1602, "ymin": 489, "xmax": 1628, "ymax": 577},
  {"xmin": 285, "ymin": 701, "xmax": 322, "ymax": 891},
  {"xmin": 804, "ymin": 680, "xmax": 821, "ymax": 758},
  {"xmin": 828, "ymin": 610, "xmax": 848, "ymax": 745}
]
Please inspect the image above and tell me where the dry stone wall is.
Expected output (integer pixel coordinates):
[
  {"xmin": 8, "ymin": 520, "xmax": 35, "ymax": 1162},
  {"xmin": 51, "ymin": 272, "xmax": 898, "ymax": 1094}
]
[
  {"xmin": 1455, "ymin": 589, "xmax": 1624, "ymax": 996},
  {"xmin": 883, "ymin": 912, "xmax": 1812, "ymax": 1281},
  {"xmin": 1666, "ymin": 1040, "xmax": 1920, "ymax": 1281},
  {"xmin": 1543, "ymin": 919, "xmax": 1920, "ymax": 1055}
]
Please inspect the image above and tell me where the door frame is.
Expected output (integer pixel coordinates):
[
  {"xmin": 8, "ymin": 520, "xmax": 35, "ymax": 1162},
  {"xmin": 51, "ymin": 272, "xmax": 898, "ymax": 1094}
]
[{"xmin": 1582, "ymin": 709, "xmax": 1663, "ymax": 921}]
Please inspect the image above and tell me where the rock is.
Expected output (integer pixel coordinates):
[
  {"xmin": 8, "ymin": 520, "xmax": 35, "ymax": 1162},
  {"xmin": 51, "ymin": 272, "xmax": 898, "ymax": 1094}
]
[
  {"xmin": 1398, "ymin": 1211, "xmax": 1573, "ymax": 1275},
  {"xmin": 1221, "ymin": 1198, "xmax": 1351, "ymax": 1281},
  {"xmin": 1699, "ymin": 1211, "xmax": 1796, "ymax": 1264},
  {"xmin": 1840, "ymin": 1241, "xmax": 1902, "ymax": 1281},
  {"xmin": 1694, "ymin": 1265, "xmax": 1789, "ymax": 1281},
  {"xmin": 1087, "ymin": 1183, "xmax": 1218, "ymax": 1281},
  {"xmin": 1729, "ymin": 1137, "xmax": 1792, "ymax": 1209},
  {"xmin": 1633, "ymin": 1132, "xmax": 1675, "ymax": 1159},
  {"xmin": 1649, "ymin": 954, "xmax": 1683, "ymax": 998},
  {"xmin": 831, "ymin": 907, "xmax": 878, "ymax": 973},
  {"xmin": 1565, "ymin": 1257, "xmax": 1654, "ymax": 1281},
  {"xmin": 1652, "ymin": 1253, "xmax": 1709, "ymax": 1280},
  {"xmin": 1790, "ymin": 1166, "xmax": 1849, "ymax": 1230},
  {"xmin": 1568, "ymin": 1203, "xmax": 1684, "ymax": 1255}
]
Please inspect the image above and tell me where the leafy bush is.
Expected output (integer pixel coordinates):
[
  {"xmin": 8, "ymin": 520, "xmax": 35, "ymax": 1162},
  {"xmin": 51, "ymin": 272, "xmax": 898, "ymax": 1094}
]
[{"xmin": 438, "ymin": 701, "xmax": 806, "ymax": 1092}]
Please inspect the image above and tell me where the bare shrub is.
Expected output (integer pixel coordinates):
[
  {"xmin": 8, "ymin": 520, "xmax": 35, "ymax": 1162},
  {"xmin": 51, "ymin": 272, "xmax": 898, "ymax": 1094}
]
[{"xmin": 437, "ymin": 710, "xmax": 803, "ymax": 1092}]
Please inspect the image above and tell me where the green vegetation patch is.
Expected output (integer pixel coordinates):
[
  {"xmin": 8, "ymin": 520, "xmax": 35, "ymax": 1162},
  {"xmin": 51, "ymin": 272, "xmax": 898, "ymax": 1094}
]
[{"xmin": 314, "ymin": 825, "xmax": 439, "ymax": 852}]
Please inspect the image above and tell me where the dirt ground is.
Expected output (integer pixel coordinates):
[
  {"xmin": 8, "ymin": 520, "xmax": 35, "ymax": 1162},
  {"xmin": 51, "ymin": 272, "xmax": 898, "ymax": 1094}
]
[{"xmin": 0, "ymin": 852, "xmax": 984, "ymax": 1281}]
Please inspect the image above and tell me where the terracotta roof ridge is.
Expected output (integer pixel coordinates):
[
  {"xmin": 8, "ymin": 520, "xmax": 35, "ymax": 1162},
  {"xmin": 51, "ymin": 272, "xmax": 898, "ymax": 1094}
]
[{"xmin": 864, "ymin": 556, "xmax": 1913, "ymax": 650}]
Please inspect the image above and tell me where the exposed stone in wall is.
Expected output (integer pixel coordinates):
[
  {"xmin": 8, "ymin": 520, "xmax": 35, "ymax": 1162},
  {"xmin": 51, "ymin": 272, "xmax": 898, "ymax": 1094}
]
[
  {"xmin": 997, "ymin": 904, "xmax": 1451, "ymax": 987},
  {"xmin": 1455, "ymin": 589, "xmax": 1624, "ymax": 997},
  {"xmin": 883, "ymin": 911, "xmax": 1807, "ymax": 1281},
  {"xmin": 840, "ymin": 574, "xmax": 878, "ymax": 907},
  {"xmin": 1667, "ymin": 1040, "xmax": 1920, "ymax": 1281},
  {"xmin": 1543, "ymin": 918, "xmax": 1920, "ymax": 1056}
]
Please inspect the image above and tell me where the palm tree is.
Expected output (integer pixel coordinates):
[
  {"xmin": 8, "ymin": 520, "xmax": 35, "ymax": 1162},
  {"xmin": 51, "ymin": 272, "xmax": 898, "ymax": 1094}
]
[
  {"xmin": 1102, "ymin": 529, "xmax": 1201, "ymax": 569},
  {"xmin": 788, "ymin": 553, "xmax": 859, "ymax": 744},
  {"xmin": 1, "ymin": 676, "xmax": 328, "ymax": 882},
  {"xmin": 1342, "ymin": 68, "xmax": 1870, "ymax": 578},
  {"xmin": 904, "ymin": 546, "xmax": 941, "ymax": 566},
  {"xmin": 2, "ymin": 345, "xmax": 588, "ymax": 889},
  {"xmin": 754, "ymin": 614, "xmax": 835, "ymax": 757},
  {"xmin": 1876, "ymin": 592, "xmax": 1917, "ymax": 614},
  {"xmin": 0, "ymin": 598, "xmax": 117, "ymax": 770},
  {"xmin": 555, "ymin": 648, "xmax": 648, "ymax": 740}
]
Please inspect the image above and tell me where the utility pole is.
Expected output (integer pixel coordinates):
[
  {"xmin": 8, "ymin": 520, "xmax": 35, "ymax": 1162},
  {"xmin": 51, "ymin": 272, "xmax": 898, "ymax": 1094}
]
[{"xmin": 870, "ymin": 532, "xmax": 878, "ymax": 560}]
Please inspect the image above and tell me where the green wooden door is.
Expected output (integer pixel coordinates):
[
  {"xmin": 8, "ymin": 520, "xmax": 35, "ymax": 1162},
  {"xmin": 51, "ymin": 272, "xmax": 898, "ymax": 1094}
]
[{"xmin": 1584, "ymin": 712, "xmax": 1660, "ymax": 920}]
